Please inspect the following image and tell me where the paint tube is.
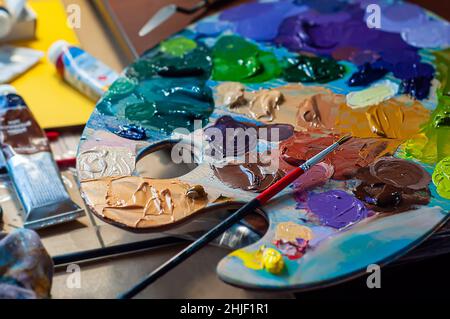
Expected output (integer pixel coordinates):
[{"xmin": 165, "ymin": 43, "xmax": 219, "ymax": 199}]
[
  {"xmin": 0, "ymin": 0, "xmax": 26, "ymax": 38},
  {"xmin": 0, "ymin": 85, "xmax": 84, "ymax": 229},
  {"xmin": 0, "ymin": 45, "xmax": 43, "ymax": 83},
  {"xmin": 47, "ymin": 40, "xmax": 119, "ymax": 100}
]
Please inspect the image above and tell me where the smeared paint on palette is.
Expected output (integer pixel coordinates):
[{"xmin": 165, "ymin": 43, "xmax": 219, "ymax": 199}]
[{"xmin": 77, "ymin": 0, "xmax": 450, "ymax": 291}]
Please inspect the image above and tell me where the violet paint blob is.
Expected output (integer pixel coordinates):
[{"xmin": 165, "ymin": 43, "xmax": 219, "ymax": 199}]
[
  {"xmin": 204, "ymin": 115, "xmax": 294, "ymax": 157},
  {"xmin": 307, "ymin": 190, "xmax": 369, "ymax": 229},
  {"xmin": 218, "ymin": 0, "xmax": 307, "ymax": 41}
]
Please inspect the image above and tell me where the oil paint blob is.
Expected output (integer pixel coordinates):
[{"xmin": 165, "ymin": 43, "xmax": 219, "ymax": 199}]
[
  {"xmin": 306, "ymin": 190, "xmax": 369, "ymax": 229},
  {"xmin": 212, "ymin": 35, "xmax": 281, "ymax": 83},
  {"xmin": 212, "ymin": 159, "xmax": 285, "ymax": 192},
  {"xmin": 432, "ymin": 157, "xmax": 450, "ymax": 199},
  {"xmin": 204, "ymin": 115, "xmax": 294, "ymax": 158},
  {"xmin": 354, "ymin": 157, "xmax": 431, "ymax": 213},
  {"xmin": 282, "ymin": 55, "xmax": 346, "ymax": 83},
  {"xmin": 230, "ymin": 246, "xmax": 285, "ymax": 274},
  {"xmin": 346, "ymin": 81, "xmax": 398, "ymax": 108}
]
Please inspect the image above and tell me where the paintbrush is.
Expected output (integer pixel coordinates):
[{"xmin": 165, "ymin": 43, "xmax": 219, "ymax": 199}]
[{"xmin": 118, "ymin": 135, "xmax": 352, "ymax": 299}]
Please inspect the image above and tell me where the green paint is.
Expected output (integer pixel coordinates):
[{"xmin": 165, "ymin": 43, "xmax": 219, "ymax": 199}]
[
  {"xmin": 97, "ymin": 93, "xmax": 143, "ymax": 117},
  {"xmin": 126, "ymin": 39, "xmax": 212, "ymax": 80},
  {"xmin": 160, "ymin": 37, "xmax": 197, "ymax": 57},
  {"xmin": 212, "ymin": 35, "xmax": 281, "ymax": 83},
  {"xmin": 432, "ymin": 156, "xmax": 450, "ymax": 199},
  {"xmin": 97, "ymin": 77, "xmax": 138, "ymax": 116},
  {"xmin": 126, "ymin": 77, "xmax": 214, "ymax": 133},
  {"xmin": 105, "ymin": 77, "xmax": 137, "ymax": 100},
  {"xmin": 402, "ymin": 49, "xmax": 450, "ymax": 164},
  {"xmin": 433, "ymin": 49, "xmax": 450, "ymax": 96},
  {"xmin": 282, "ymin": 55, "xmax": 346, "ymax": 83},
  {"xmin": 99, "ymin": 38, "xmax": 214, "ymax": 133}
]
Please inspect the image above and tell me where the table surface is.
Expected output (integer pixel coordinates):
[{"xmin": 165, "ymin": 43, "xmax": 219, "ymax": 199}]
[{"xmin": 22, "ymin": 0, "xmax": 450, "ymax": 299}]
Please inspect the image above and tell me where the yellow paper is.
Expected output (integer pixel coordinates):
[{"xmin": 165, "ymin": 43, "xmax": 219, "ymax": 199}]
[{"xmin": 11, "ymin": 0, "xmax": 95, "ymax": 128}]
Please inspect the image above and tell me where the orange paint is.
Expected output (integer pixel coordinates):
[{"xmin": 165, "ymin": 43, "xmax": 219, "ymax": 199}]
[{"xmin": 335, "ymin": 97, "xmax": 430, "ymax": 139}]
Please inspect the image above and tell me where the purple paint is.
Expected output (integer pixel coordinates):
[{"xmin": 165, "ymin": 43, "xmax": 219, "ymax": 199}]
[
  {"xmin": 274, "ymin": 3, "xmax": 435, "ymax": 98},
  {"xmin": 204, "ymin": 115, "xmax": 294, "ymax": 157},
  {"xmin": 275, "ymin": 5, "xmax": 412, "ymax": 57},
  {"xmin": 347, "ymin": 62, "xmax": 388, "ymax": 87},
  {"xmin": 361, "ymin": 1, "xmax": 449, "ymax": 48},
  {"xmin": 218, "ymin": 1, "xmax": 307, "ymax": 41},
  {"xmin": 307, "ymin": 190, "xmax": 369, "ymax": 229},
  {"xmin": 368, "ymin": 2, "xmax": 426, "ymax": 33},
  {"xmin": 402, "ymin": 20, "xmax": 450, "ymax": 48},
  {"xmin": 294, "ymin": 0, "xmax": 349, "ymax": 13},
  {"xmin": 394, "ymin": 62, "xmax": 434, "ymax": 99}
]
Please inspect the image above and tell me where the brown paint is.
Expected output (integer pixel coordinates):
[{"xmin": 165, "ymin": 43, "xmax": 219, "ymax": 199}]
[
  {"xmin": 354, "ymin": 157, "xmax": 431, "ymax": 213},
  {"xmin": 212, "ymin": 154, "xmax": 285, "ymax": 192}
]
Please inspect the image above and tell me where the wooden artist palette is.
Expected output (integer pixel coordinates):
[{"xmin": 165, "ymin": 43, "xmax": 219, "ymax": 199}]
[{"xmin": 77, "ymin": 0, "xmax": 450, "ymax": 291}]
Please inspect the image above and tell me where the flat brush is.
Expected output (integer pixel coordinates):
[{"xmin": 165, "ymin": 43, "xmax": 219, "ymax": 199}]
[{"xmin": 118, "ymin": 135, "xmax": 352, "ymax": 299}]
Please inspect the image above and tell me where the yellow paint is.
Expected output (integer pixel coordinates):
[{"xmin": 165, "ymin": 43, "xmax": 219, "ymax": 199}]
[
  {"xmin": 274, "ymin": 222, "xmax": 312, "ymax": 242},
  {"xmin": 346, "ymin": 83, "xmax": 397, "ymax": 109},
  {"xmin": 11, "ymin": 0, "xmax": 95, "ymax": 128},
  {"xmin": 230, "ymin": 245, "xmax": 285, "ymax": 274},
  {"xmin": 336, "ymin": 97, "xmax": 430, "ymax": 139},
  {"xmin": 230, "ymin": 247, "xmax": 264, "ymax": 270},
  {"xmin": 262, "ymin": 248, "xmax": 285, "ymax": 274}
]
